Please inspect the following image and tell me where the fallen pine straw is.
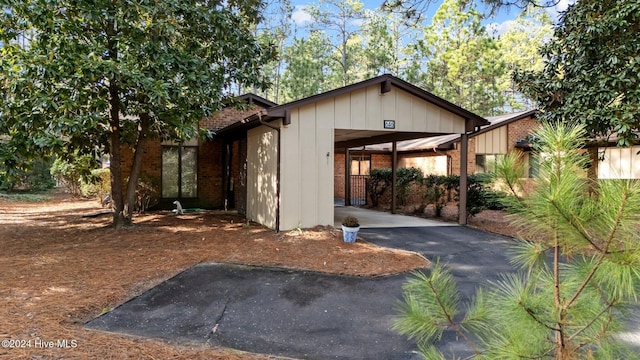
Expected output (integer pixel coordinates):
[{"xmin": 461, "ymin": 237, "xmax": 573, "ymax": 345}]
[{"xmin": 0, "ymin": 195, "xmax": 428, "ymax": 359}]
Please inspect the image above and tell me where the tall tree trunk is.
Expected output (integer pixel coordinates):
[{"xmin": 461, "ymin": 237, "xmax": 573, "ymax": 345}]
[
  {"xmin": 106, "ymin": 16, "xmax": 126, "ymax": 229},
  {"xmin": 108, "ymin": 84, "xmax": 125, "ymax": 229},
  {"xmin": 123, "ymin": 112, "xmax": 151, "ymax": 223}
]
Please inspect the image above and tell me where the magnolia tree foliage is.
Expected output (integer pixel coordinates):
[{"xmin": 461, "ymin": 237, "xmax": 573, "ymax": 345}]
[
  {"xmin": 0, "ymin": 0, "xmax": 275, "ymax": 227},
  {"xmin": 395, "ymin": 123, "xmax": 640, "ymax": 359},
  {"xmin": 515, "ymin": 0, "xmax": 640, "ymax": 146},
  {"xmin": 381, "ymin": 0, "xmax": 561, "ymax": 22}
]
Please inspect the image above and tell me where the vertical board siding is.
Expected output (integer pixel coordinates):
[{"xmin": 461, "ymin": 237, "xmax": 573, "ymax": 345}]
[
  {"xmin": 599, "ymin": 146, "xmax": 640, "ymax": 179},
  {"xmin": 277, "ymin": 83, "xmax": 470, "ymax": 230},
  {"xmin": 246, "ymin": 126, "xmax": 278, "ymax": 229},
  {"xmin": 280, "ymin": 103, "xmax": 335, "ymax": 230},
  {"xmin": 350, "ymin": 89, "xmax": 367, "ymax": 129},
  {"xmin": 334, "ymin": 96, "xmax": 350, "ymax": 129},
  {"xmin": 475, "ymin": 128, "xmax": 508, "ymax": 155},
  {"xmin": 366, "ymin": 86, "xmax": 381, "ymax": 129},
  {"xmin": 280, "ymin": 113, "xmax": 301, "ymax": 230},
  {"xmin": 299, "ymin": 104, "xmax": 319, "ymax": 227}
]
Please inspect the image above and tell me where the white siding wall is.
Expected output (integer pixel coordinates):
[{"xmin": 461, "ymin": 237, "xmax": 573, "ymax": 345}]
[
  {"xmin": 280, "ymin": 105, "xmax": 334, "ymax": 230},
  {"xmin": 334, "ymin": 85, "xmax": 465, "ymax": 133},
  {"xmin": 246, "ymin": 125, "xmax": 278, "ymax": 229},
  {"xmin": 598, "ymin": 146, "xmax": 640, "ymax": 179}
]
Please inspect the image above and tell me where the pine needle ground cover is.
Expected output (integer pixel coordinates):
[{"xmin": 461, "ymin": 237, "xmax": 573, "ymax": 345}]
[{"xmin": 0, "ymin": 195, "xmax": 427, "ymax": 359}]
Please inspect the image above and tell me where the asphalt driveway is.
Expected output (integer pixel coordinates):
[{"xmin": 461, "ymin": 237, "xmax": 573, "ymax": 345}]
[{"xmin": 88, "ymin": 214, "xmax": 526, "ymax": 359}]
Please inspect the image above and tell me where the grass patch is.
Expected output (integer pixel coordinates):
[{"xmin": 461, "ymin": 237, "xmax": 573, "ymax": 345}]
[{"xmin": 0, "ymin": 191, "xmax": 54, "ymax": 202}]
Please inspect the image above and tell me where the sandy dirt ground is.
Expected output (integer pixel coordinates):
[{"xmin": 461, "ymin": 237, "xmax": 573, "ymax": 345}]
[{"xmin": 0, "ymin": 194, "xmax": 445, "ymax": 359}]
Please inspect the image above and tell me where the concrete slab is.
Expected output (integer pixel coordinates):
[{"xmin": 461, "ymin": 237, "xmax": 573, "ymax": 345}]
[{"xmin": 334, "ymin": 206, "xmax": 457, "ymax": 228}]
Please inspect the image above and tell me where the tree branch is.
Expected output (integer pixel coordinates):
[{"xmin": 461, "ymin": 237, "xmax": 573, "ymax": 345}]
[
  {"xmin": 565, "ymin": 189, "xmax": 629, "ymax": 309},
  {"xmin": 424, "ymin": 276, "xmax": 481, "ymax": 355}
]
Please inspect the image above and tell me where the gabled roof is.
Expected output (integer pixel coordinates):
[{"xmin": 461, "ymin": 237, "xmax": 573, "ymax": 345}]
[
  {"xmin": 235, "ymin": 93, "xmax": 278, "ymax": 109},
  {"xmin": 364, "ymin": 109, "xmax": 538, "ymax": 152},
  {"xmin": 264, "ymin": 74, "xmax": 489, "ymax": 131},
  {"xmin": 215, "ymin": 74, "xmax": 489, "ymax": 137}
]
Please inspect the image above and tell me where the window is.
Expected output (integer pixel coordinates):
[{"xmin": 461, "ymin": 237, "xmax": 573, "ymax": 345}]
[
  {"xmin": 527, "ymin": 153, "xmax": 539, "ymax": 178},
  {"xmin": 350, "ymin": 154, "xmax": 371, "ymax": 176},
  {"xmin": 162, "ymin": 146, "xmax": 197, "ymax": 198},
  {"xmin": 475, "ymin": 154, "xmax": 505, "ymax": 173}
]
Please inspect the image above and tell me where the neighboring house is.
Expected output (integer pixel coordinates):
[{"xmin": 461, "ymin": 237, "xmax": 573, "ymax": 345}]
[
  {"xmin": 333, "ymin": 108, "xmax": 640, "ymax": 207},
  {"xmin": 119, "ymin": 94, "xmax": 277, "ymax": 210},
  {"xmin": 213, "ymin": 74, "xmax": 488, "ymax": 230},
  {"xmin": 590, "ymin": 135, "xmax": 640, "ymax": 179}
]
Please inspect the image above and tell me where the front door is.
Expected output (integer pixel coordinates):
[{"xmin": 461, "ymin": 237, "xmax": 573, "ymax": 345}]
[{"xmin": 236, "ymin": 137, "xmax": 248, "ymax": 216}]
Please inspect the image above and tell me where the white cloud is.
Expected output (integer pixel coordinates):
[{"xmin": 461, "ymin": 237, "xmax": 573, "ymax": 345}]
[
  {"xmin": 291, "ymin": 5, "xmax": 313, "ymax": 25},
  {"xmin": 486, "ymin": 20, "xmax": 517, "ymax": 37},
  {"xmin": 546, "ymin": 0, "xmax": 575, "ymax": 20}
]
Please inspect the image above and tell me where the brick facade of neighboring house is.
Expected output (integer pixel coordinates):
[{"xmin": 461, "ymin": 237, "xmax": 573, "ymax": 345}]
[{"xmin": 120, "ymin": 95, "xmax": 275, "ymax": 210}]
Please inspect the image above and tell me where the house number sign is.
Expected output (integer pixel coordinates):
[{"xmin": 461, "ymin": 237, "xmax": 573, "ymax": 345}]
[{"xmin": 383, "ymin": 120, "xmax": 396, "ymax": 129}]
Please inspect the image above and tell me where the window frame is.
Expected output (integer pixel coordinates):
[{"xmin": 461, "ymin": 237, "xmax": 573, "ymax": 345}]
[{"xmin": 161, "ymin": 145, "xmax": 198, "ymax": 199}]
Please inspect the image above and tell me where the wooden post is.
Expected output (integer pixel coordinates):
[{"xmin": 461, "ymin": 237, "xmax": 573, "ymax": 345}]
[
  {"xmin": 345, "ymin": 148, "xmax": 351, "ymax": 206},
  {"xmin": 391, "ymin": 141, "xmax": 397, "ymax": 214},
  {"xmin": 459, "ymin": 133, "xmax": 468, "ymax": 225}
]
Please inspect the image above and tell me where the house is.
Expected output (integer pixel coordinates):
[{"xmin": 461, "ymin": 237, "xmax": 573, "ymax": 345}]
[
  {"xmin": 334, "ymin": 108, "xmax": 640, "ymax": 206},
  {"xmin": 122, "ymin": 70, "xmax": 640, "ymax": 232},
  {"xmin": 119, "ymin": 94, "xmax": 277, "ymax": 210},
  {"xmin": 590, "ymin": 137, "xmax": 640, "ymax": 179},
  {"xmin": 213, "ymin": 74, "xmax": 488, "ymax": 231}
]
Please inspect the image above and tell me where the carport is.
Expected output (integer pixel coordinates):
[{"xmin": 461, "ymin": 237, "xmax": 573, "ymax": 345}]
[{"xmin": 216, "ymin": 74, "xmax": 488, "ymax": 231}]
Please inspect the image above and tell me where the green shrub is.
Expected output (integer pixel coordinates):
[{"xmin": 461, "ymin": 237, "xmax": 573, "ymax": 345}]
[
  {"xmin": 420, "ymin": 174, "xmax": 497, "ymax": 218},
  {"xmin": 81, "ymin": 168, "xmax": 111, "ymax": 199},
  {"xmin": 367, "ymin": 168, "xmax": 392, "ymax": 207},
  {"xmin": 396, "ymin": 167, "xmax": 423, "ymax": 205},
  {"xmin": 50, "ymin": 154, "xmax": 97, "ymax": 195},
  {"xmin": 0, "ymin": 158, "xmax": 55, "ymax": 192},
  {"xmin": 421, "ymin": 174, "xmax": 452, "ymax": 217}
]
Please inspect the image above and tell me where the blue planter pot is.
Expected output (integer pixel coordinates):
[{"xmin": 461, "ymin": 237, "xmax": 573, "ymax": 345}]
[{"xmin": 341, "ymin": 225, "xmax": 360, "ymax": 243}]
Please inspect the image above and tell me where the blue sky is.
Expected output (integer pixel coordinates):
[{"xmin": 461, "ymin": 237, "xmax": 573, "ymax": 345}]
[{"xmin": 289, "ymin": 0, "xmax": 573, "ymax": 36}]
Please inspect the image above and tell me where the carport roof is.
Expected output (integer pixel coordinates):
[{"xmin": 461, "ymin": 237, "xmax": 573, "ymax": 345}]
[
  {"xmin": 214, "ymin": 74, "xmax": 489, "ymax": 138},
  {"xmin": 362, "ymin": 109, "xmax": 539, "ymax": 152}
]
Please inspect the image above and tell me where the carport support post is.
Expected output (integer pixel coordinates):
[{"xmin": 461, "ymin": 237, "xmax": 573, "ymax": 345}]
[
  {"xmin": 459, "ymin": 133, "xmax": 468, "ymax": 225},
  {"xmin": 391, "ymin": 141, "xmax": 397, "ymax": 214},
  {"xmin": 345, "ymin": 147, "xmax": 351, "ymax": 206}
]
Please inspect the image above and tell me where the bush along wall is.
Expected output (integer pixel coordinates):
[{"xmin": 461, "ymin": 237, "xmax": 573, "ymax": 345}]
[{"xmin": 367, "ymin": 169, "xmax": 501, "ymax": 219}]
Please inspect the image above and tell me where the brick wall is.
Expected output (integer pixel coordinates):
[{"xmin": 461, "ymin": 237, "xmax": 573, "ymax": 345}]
[
  {"xmin": 119, "ymin": 103, "xmax": 266, "ymax": 210},
  {"xmin": 197, "ymin": 139, "xmax": 224, "ymax": 208},
  {"xmin": 507, "ymin": 116, "xmax": 539, "ymax": 152},
  {"xmin": 120, "ymin": 139, "xmax": 162, "ymax": 188},
  {"xmin": 334, "ymin": 153, "xmax": 346, "ymax": 198}
]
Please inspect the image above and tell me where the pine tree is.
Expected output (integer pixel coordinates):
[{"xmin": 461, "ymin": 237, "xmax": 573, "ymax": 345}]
[{"xmin": 395, "ymin": 122, "xmax": 640, "ymax": 359}]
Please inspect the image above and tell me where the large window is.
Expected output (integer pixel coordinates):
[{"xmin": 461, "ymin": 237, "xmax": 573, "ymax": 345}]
[
  {"xmin": 527, "ymin": 153, "xmax": 539, "ymax": 178},
  {"xmin": 475, "ymin": 154, "xmax": 505, "ymax": 173},
  {"xmin": 162, "ymin": 146, "xmax": 197, "ymax": 198}
]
